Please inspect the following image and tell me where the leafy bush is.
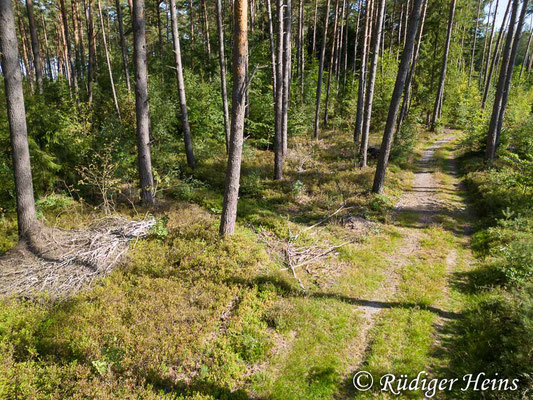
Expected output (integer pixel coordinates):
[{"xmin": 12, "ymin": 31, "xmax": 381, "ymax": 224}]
[{"xmin": 390, "ymin": 115, "xmax": 422, "ymax": 166}]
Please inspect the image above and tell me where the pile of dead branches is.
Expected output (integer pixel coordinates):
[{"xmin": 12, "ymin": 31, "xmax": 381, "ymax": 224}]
[
  {"xmin": 257, "ymin": 206, "xmax": 354, "ymax": 291},
  {"xmin": 0, "ymin": 217, "xmax": 155, "ymax": 298}
]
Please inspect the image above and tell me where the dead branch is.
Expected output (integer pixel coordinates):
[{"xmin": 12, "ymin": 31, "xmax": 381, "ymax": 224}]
[{"xmin": 0, "ymin": 217, "xmax": 156, "ymax": 299}]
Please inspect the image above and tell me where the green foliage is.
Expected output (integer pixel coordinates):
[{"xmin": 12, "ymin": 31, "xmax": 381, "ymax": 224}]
[
  {"xmin": 450, "ymin": 285, "xmax": 533, "ymax": 397},
  {"xmin": 390, "ymin": 116, "xmax": 422, "ymax": 166},
  {"xmin": 457, "ymin": 110, "xmax": 533, "ymax": 398}
]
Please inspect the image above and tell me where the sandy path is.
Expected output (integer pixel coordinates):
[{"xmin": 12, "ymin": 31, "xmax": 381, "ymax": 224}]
[{"xmin": 346, "ymin": 135, "xmax": 456, "ymax": 375}]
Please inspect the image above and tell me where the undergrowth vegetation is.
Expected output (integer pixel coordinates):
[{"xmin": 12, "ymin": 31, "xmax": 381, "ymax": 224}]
[
  {"xmin": 451, "ymin": 106, "xmax": 533, "ymax": 398},
  {"xmin": 0, "ymin": 127, "xmax": 415, "ymax": 399}
]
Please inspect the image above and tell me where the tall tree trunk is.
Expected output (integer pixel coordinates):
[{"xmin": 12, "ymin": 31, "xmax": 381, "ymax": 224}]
[
  {"xmin": 324, "ymin": 0, "xmax": 340, "ymax": 128},
  {"xmin": 189, "ymin": 0, "xmax": 195, "ymax": 47},
  {"xmin": 430, "ymin": 0, "xmax": 456, "ymax": 131},
  {"xmin": 468, "ymin": 0, "xmax": 482, "ymax": 87},
  {"xmin": 219, "ymin": 0, "xmax": 248, "ymax": 236},
  {"xmin": 482, "ymin": 0, "xmax": 500, "ymax": 89},
  {"xmin": 342, "ymin": 0, "xmax": 349, "ymax": 86},
  {"xmin": 16, "ymin": 5, "xmax": 34, "ymax": 93},
  {"xmin": 485, "ymin": 0, "xmax": 528, "ymax": 162},
  {"xmin": 132, "ymin": 0, "xmax": 155, "ymax": 206},
  {"xmin": 97, "ymin": 0, "xmax": 121, "ymax": 120},
  {"xmin": 358, "ymin": 0, "xmax": 385, "ymax": 168},
  {"xmin": 313, "ymin": 0, "xmax": 332, "ymax": 139},
  {"xmin": 116, "ymin": 0, "xmax": 132, "ymax": 92},
  {"xmin": 479, "ymin": 0, "xmax": 492, "ymax": 87},
  {"xmin": 40, "ymin": 14, "xmax": 53, "ymax": 79},
  {"xmin": 216, "ymin": 0, "xmax": 230, "ymax": 151},
  {"xmin": 353, "ymin": 0, "xmax": 372, "ymax": 142},
  {"xmin": 170, "ymin": 0, "xmax": 195, "ymax": 168},
  {"xmin": 519, "ymin": 23, "xmax": 532, "ymax": 81},
  {"xmin": 74, "ymin": 0, "xmax": 86, "ymax": 82},
  {"xmin": 0, "ymin": 0, "xmax": 38, "ymax": 239},
  {"xmin": 266, "ymin": 0, "xmax": 277, "ymax": 100},
  {"xmin": 71, "ymin": 0, "xmax": 82, "ymax": 84},
  {"xmin": 156, "ymin": 0, "xmax": 163, "ymax": 54},
  {"xmin": 372, "ymin": 0, "xmax": 424, "ymax": 194},
  {"xmin": 281, "ymin": 0, "xmax": 292, "ymax": 156},
  {"xmin": 528, "ymin": 30, "xmax": 533, "ymax": 79},
  {"xmin": 312, "ymin": 0, "xmax": 318, "ymax": 55},
  {"xmin": 58, "ymin": 7, "xmax": 71, "ymax": 87},
  {"xmin": 495, "ymin": 0, "xmax": 529, "ymax": 150},
  {"xmin": 402, "ymin": 0, "xmax": 410, "ymax": 45},
  {"xmin": 202, "ymin": 0, "xmax": 211, "ymax": 59},
  {"xmin": 398, "ymin": 0, "xmax": 427, "ymax": 126},
  {"xmin": 296, "ymin": 0, "xmax": 303, "ymax": 79},
  {"xmin": 298, "ymin": 0, "xmax": 305, "ymax": 99},
  {"xmin": 59, "ymin": 0, "xmax": 79, "ymax": 96},
  {"xmin": 274, "ymin": 0, "xmax": 284, "ymax": 178},
  {"xmin": 481, "ymin": 0, "xmax": 511, "ymax": 109},
  {"xmin": 25, "ymin": 0, "xmax": 43, "ymax": 93},
  {"xmin": 335, "ymin": 0, "xmax": 345, "ymax": 79},
  {"xmin": 84, "ymin": 0, "xmax": 96, "ymax": 103},
  {"xmin": 352, "ymin": 0, "xmax": 362, "ymax": 73}
]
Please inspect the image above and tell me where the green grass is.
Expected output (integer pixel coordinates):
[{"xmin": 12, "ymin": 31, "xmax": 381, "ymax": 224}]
[{"xmin": 0, "ymin": 131, "xmax": 497, "ymax": 399}]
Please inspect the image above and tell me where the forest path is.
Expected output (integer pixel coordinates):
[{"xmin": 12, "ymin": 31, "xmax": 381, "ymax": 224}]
[{"xmin": 338, "ymin": 132, "xmax": 473, "ymax": 398}]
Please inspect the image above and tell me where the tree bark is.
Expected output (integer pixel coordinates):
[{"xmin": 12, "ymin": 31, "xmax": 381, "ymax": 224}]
[
  {"xmin": 353, "ymin": 0, "xmax": 372, "ymax": 142},
  {"xmin": 84, "ymin": 0, "xmax": 96, "ymax": 103},
  {"xmin": 116, "ymin": 0, "xmax": 132, "ymax": 92},
  {"xmin": 132, "ymin": 0, "xmax": 155, "ymax": 206},
  {"xmin": 485, "ymin": 0, "xmax": 528, "ymax": 162},
  {"xmin": 352, "ymin": 0, "xmax": 362, "ymax": 73},
  {"xmin": 482, "ymin": 0, "xmax": 500, "ymax": 89},
  {"xmin": 359, "ymin": 0, "xmax": 385, "ymax": 168},
  {"xmin": 0, "ymin": 0, "xmax": 38, "ymax": 239},
  {"xmin": 313, "ymin": 0, "xmax": 332, "ymax": 139},
  {"xmin": 71, "ymin": 0, "xmax": 82, "ymax": 83},
  {"xmin": 324, "ymin": 0, "xmax": 340, "ymax": 128},
  {"xmin": 266, "ymin": 0, "xmax": 277, "ymax": 101},
  {"xmin": 312, "ymin": 0, "xmax": 318, "ymax": 55},
  {"xmin": 398, "ymin": 0, "xmax": 427, "ymax": 126},
  {"xmin": 519, "ymin": 24, "xmax": 532, "ymax": 81},
  {"xmin": 281, "ymin": 0, "xmax": 292, "ymax": 157},
  {"xmin": 274, "ymin": 0, "xmax": 284, "ymax": 178},
  {"xmin": 170, "ymin": 0, "xmax": 195, "ymax": 168},
  {"xmin": 342, "ymin": 0, "xmax": 349, "ymax": 86},
  {"xmin": 479, "ymin": 0, "xmax": 492, "ymax": 87},
  {"xmin": 201, "ymin": 0, "xmax": 211, "ymax": 59},
  {"xmin": 494, "ymin": 2, "xmax": 528, "ymax": 149},
  {"xmin": 73, "ymin": 0, "xmax": 86, "ymax": 82},
  {"xmin": 468, "ymin": 0, "xmax": 482, "ymax": 87},
  {"xmin": 335, "ymin": 0, "xmax": 345, "ymax": 79},
  {"xmin": 156, "ymin": 0, "xmax": 163, "ymax": 54},
  {"xmin": 481, "ymin": 0, "xmax": 511, "ymax": 109},
  {"xmin": 216, "ymin": 0, "xmax": 230, "ymax": 152},
  {"xmin": 59, "ymin": 0, "xmax": 79, "ymax": 95},
  {"xmin": 40, "ymin": 14, "xmax": 53, "ymax": 80},
  {"xmin": 25, "ymin": 0, "xmax": 43, "ymax": 93},
  {"xmin": 298, "ymin": 0, "xmax": 305, "ymax": 99},
  {"xmin": 219, "ymin": 0, "xmax": 248, "ymax": 236},
  {"xmin": 16, "ymin": 5, "xmax": 34, "ymax": 93},
  {"xmin": 97, "ymin": 0, "xmax": 121, "ymax": 120},
  {"xmin": 372, "ymin": 0, "xmax": 424, "ymax": 194},
  {"xmin": 430, "ymin": 0, "xmax": 456, "ymax": 131}
]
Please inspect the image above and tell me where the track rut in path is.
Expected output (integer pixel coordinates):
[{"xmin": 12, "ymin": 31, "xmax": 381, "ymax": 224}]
[{"xmin": 344, "ymin": 135, "xmax": 456, "ymax": 377}]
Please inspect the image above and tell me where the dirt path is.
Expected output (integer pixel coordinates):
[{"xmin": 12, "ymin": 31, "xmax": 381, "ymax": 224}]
[{"xmin": 347, "ymin": 134, "xmax": 458, "ymax": 374}]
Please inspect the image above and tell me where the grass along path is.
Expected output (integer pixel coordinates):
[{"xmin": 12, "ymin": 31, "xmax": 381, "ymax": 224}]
[
  {"xmin": 247, "ymin": 132, "xmax": 477, "ymax": 400},
  {"xmin": 0, "ymin": 131, "xmax": 481, "ymax": 399},
  {"xmin": 337, "ymin": 133, "xmax": 477, "ymax": 399}
]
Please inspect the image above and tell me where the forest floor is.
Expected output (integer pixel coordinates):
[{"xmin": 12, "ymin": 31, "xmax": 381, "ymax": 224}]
[{"xmin": 0, "ymin": 130, "xmax": 481, "ymax": 399}]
